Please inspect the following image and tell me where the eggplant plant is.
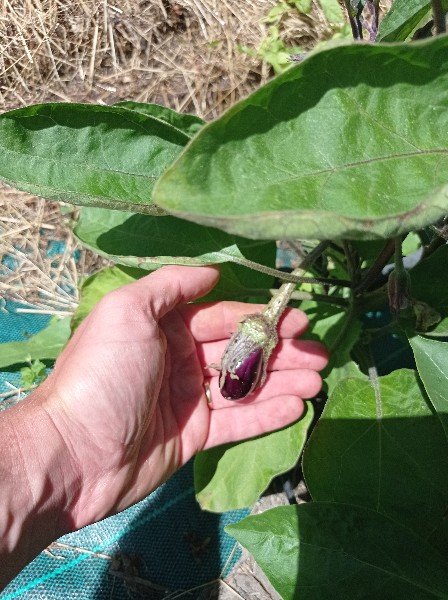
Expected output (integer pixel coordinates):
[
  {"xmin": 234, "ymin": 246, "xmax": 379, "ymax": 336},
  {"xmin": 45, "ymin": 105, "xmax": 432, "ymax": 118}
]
[{"xmin": 1, "ymin": 1, "xmax": 448, "ymax": 597}]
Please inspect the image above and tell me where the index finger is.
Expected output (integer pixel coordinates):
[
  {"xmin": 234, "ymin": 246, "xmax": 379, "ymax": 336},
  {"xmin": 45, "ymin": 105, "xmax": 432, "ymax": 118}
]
[{"xmin": 178, "ymin": 301, "xmax": 309, "ymax": 342}]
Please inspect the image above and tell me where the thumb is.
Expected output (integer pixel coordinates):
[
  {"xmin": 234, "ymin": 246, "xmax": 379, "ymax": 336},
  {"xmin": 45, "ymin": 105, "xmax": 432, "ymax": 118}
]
[{"xmin": 131, "ymin": 265, "xmax": 220, "ymax": 319}]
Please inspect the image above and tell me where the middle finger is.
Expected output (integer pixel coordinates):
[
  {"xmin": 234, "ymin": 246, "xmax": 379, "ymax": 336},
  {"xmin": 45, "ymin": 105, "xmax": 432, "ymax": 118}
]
[{"xmin": 199, "ymin": 338, "xmax": 328, "ymax": 377}]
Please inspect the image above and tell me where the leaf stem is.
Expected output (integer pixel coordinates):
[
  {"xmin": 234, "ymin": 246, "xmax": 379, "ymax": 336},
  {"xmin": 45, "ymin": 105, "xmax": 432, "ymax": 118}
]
[
  {"xmin": 264, "ymin": 241, "xmax": 330, "ymax": 323},
  {"xmin": 354, "ymin": 239, "xmax": 395, "ymax": 294},
  {"xmin": 225, "ymin": 254, "xmax": 351, "ymax": 288},
  {"xmin": 343, "ymin": 241, "xmax": 361, "ymax": 287},
  {"xmin": 423, "ymin": 224, "xmax": 448, "ymax": 259},
  {"xmin": 394, "ymin": 235, "xmax": 405, "ymax": 273},
  {"xmin": 432, "ymin": 0, "xmax": 447, "ymax": 33},
  {"xmin": 343, "ymin": 0, "xmax": 364, "ymax": 39},
  {"xmin": 269, "ymin": 290, "xmax": 349, "ymax": 308}
]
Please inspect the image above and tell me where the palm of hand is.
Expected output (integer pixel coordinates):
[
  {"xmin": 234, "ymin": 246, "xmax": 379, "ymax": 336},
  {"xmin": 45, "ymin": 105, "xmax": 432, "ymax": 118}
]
[
  {"xmin": 49, "ymin": 301, "xmax": 210, "ymax": 526},
  {"xmin": 43, "ymin": 267, "xmax": 327, "ymax": 529}
]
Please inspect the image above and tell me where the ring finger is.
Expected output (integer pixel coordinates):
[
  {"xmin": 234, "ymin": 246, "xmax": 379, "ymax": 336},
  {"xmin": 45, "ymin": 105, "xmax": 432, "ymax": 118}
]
[{"xmin": 205, "ymin": 368, "xmax": 322, "ymax": 409}]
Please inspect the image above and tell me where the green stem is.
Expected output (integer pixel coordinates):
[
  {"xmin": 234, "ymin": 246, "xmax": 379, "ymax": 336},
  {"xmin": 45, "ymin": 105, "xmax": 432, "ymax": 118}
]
[
  {"xmin": 327, "ymin": 239, "xmax": 364, "ymax": 354},
  {"xmin": 343, "ymin": 241, "xmax": 361, "ymax": 287},
  {"xmin": 354, "ymin": 239, "xmax": 395, "ymax": 294},
  {"xmin": 227, "ymin": 254, "xmax": 351, "ymax": 288},
  {"xmin": 432, "ymin": 0, "xmax": 447, "ymax": 33},
  {"xmin": 108, "ymin": 252, "xmax": 351, "ymax": 288},
  {"xmin": 264, "ymin": 241, "xmax": 330, "ymax": 323},
  {"xmin": 352, "ymin": 340, "xmax": 371, "ymax": 374},
  {"xmin": 394, "ymin": 235, "xmax": 405, "ymax": 274},
  {"xmin": 271, "ymin": 290, "xmax": 349, "ymax": 308}
]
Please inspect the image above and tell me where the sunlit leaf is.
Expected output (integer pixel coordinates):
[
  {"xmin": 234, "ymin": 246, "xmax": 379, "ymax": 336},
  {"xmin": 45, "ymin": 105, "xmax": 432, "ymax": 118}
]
[
  {"xmin": 74, "ymin": 206, "xmax": 276, "ymax": 270},
  {"xmin": 410, "ymin": 335, "xmax": 448, "ymax": 437},
  {"xmin": 154, "ymin": 37, "xmax": 448, "ymax": 241},
  {"xmin": 300, "ymin": 301, "xmax": 364, "ymax": 393},
  {"xmin": 194, "ymin": 404, "xmax": 313, "ymax": 512},
  {"xmin": 378, "ymin": 0, "xmax": 432, "ymax": 41},
  {"xmin": 0, "ymin": 103, "xmax": 187, "ymax": 212},
  {"xmin": 71, "ymin": 266, "xmax": 144, "ymax": 331},
  {"xmin": 114, "ymin": 101, "xmax": 204, "ymax": 136}
]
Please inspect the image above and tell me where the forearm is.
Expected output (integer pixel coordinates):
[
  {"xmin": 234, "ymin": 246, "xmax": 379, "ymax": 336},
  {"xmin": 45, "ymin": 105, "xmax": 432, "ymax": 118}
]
[{"xmin": 0, "ymin": 384, "xmax": 79, "ymax": 590}]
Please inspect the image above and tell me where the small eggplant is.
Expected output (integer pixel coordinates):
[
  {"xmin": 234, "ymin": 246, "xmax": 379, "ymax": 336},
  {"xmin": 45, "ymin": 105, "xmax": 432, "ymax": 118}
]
[{"xmin": 219, "ymin": 313, "xmax": 277, "ymax": 400}]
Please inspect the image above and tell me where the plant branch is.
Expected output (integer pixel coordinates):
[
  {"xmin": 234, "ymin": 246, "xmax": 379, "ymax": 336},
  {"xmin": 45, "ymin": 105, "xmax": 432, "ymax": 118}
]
[
  {"xmin": 432, "ymin": 0, "xmax": 447, "ymax": 33},
  {"xmin": 327, "ymin": 239, "xmax": 363, "ymax": 354},
  {"xmin": 423, "ymin": 224, "xmax": 448, "ymax": 259},
  {"xmin": 225, "ymin": 253, "xmax": 351, "ymax": 288},
  {"xmin": 269, "ymin": 289, "xmax": 349, "ymax": 308},
  {"xmin": 394, "ymin": 235, "xmax": 405, "ymax": 271},
  {"xmin": 343, "ymin": 241, "xmax": 361, "ymax": 287},
  {"xmin": 354, "ymin": 239, "xmax": 395, "ymax": 294},
  {"xmin": 343, "ymin": 0, "xmax": 364, "ymax": 39},
  {"xmin": 364, "ymin": 0, "xmax": 380, "ymax": 40},
  {"xmin": 109, "ymin": 253, "xmax": 352, "ymax": 288},
  {"xmin": 264, "ymin": 241, "xmax": 331, "ymax": 322}
]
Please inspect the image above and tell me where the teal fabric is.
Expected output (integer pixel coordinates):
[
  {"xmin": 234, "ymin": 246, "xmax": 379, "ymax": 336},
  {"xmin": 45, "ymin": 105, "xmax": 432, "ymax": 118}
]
[{"xmin": 0, "ymin": 301, "xmax": 248, "ymax": 598}]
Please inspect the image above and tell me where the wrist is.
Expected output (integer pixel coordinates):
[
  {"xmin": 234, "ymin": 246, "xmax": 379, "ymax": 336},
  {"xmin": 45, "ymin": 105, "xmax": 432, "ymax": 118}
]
[{"xmin": 0, "ymin": 381, "xmax": 81, "ymax": 587}]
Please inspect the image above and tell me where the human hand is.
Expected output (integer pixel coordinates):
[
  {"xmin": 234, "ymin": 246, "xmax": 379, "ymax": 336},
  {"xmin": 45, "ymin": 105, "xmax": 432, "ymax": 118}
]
[{"xmin": 13, "ymin": 266, "xmax": 328, "ymax": 532}]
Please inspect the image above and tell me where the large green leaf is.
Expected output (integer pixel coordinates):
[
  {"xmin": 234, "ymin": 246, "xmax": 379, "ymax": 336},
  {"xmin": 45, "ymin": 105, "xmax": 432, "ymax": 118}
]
[
  {"xmin": 0, "ymin": 317, "xmax": 70, "ymax": 369},
  {"xmin": 0, "ymin": 103, "xmax": 188, "ymax": 212},
  {"xmin": 194, "ymin": 403, "xmax": 313, "ymax": 512},
  {"xmin": 377, "ymin": 0, "xmax": 437, "ymax": 42},
  {"xmin": 74, "ymin": 206, "xmax": 277, "ymax": 270},
  {"xmin": 197, "ymin": 260, "xmax": 274, "ymax": 303},
  {"xmin": 114, "ymin": 101, "xmax": 204, "ymax": 136},
  {"xmin": 410, "ymin": 335, "xmax": 448, "ymax": 437},
  {"xmin": 154, "ymin": 36, "xmax": 448, "ymax": 241},
  {"xmin": 411, "ymin": 245, "xmax": 448, "ymax": 336},
  {"xmin": 71, "ymin": 266, "xmax": 145, "ymax": 331},
  {"xmin": 302, "ymin": 370, "xmax": 448, "ymax": 547},
  {"xmin": 227, "ymin": 503, "xmax": 448, "ymax": 600},
  {"xmin": 409, "ymin": 337, "xmax": 448, "ymax": 565},
  {"xmin": 301, "ymin": 301, "xmax": 364, "ymax": 393}
]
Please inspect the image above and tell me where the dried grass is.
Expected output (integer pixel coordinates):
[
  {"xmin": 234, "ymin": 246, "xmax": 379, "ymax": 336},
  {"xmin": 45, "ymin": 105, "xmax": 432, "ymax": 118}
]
[
  {"xmin": 0, "ymin": 190, "xmax": 107, "ymax": 315},
  {"xmin": 1, "ymin": 0, "xmax": 285, "ymax": 115}
]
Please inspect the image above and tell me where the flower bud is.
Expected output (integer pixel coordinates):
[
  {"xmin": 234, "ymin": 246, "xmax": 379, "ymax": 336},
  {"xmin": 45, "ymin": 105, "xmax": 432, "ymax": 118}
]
[
  {"xmin": 219, "ymin": 313, "xmax": 278, "ymax": 400},
  {"xmin": 388, "ymin": 268, "xmax": 411, "ymax": 313}
]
